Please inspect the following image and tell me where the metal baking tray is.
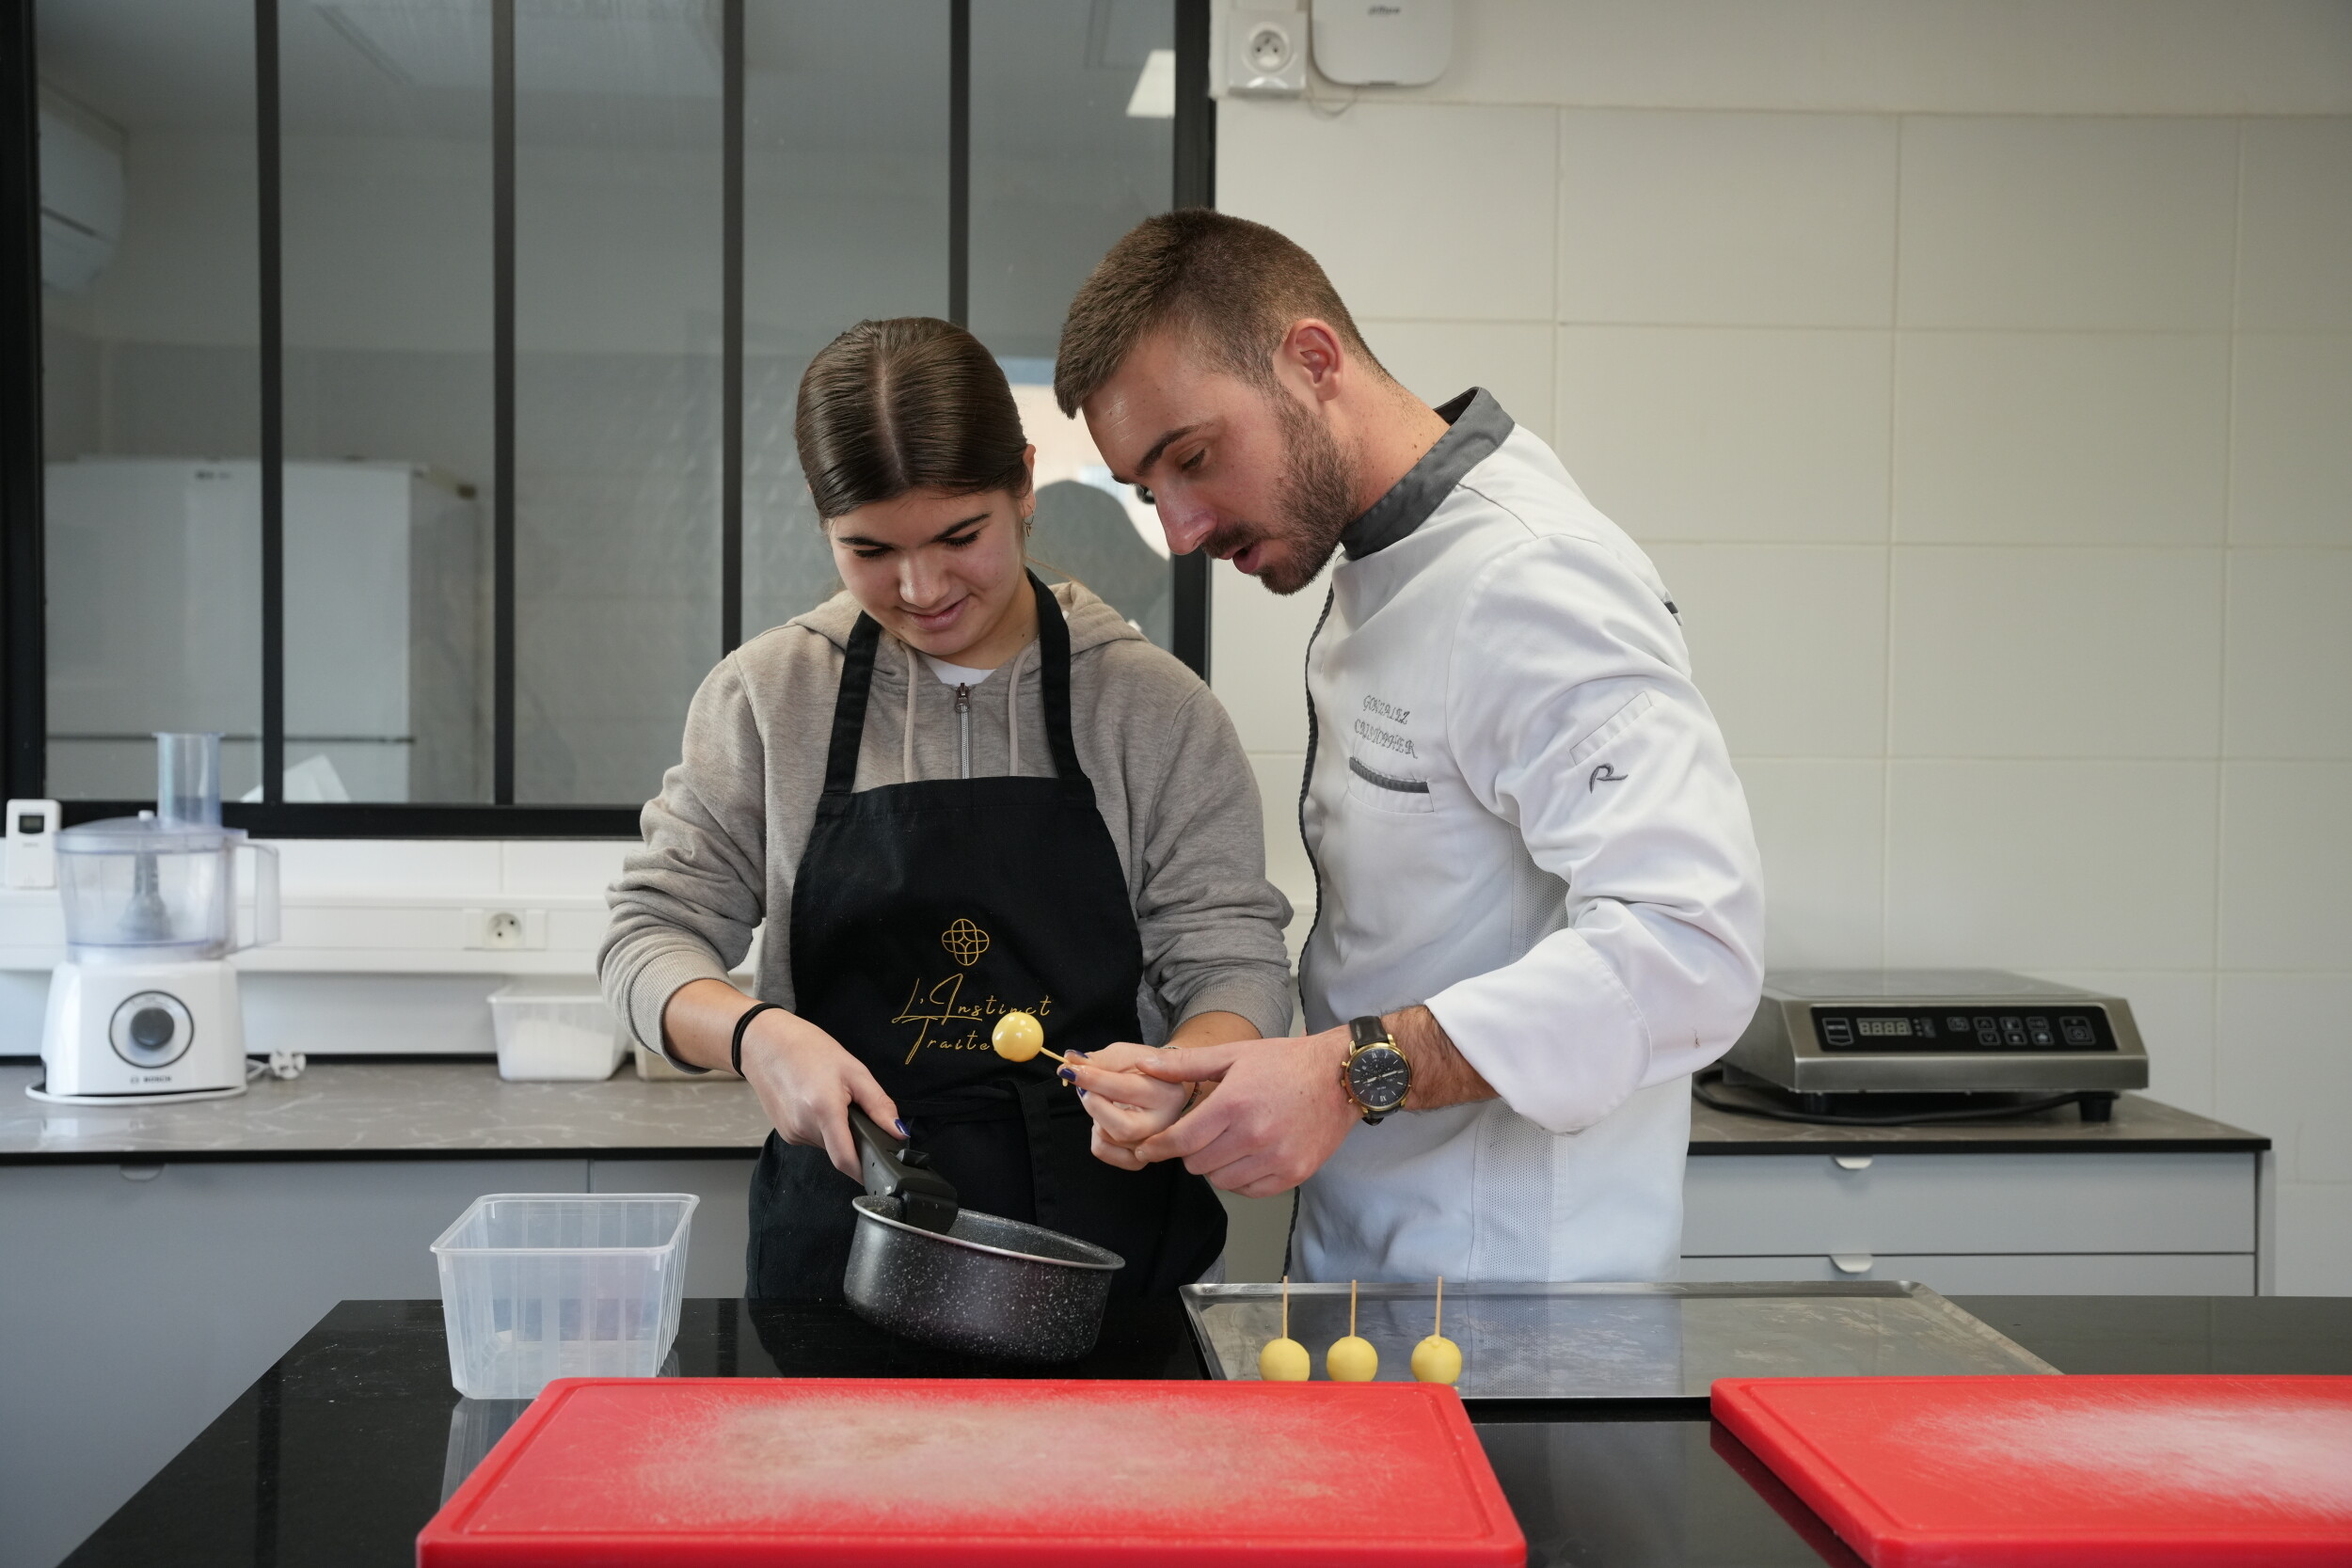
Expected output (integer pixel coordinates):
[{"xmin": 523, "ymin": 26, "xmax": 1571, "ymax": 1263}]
[{"xmin": 1181, "ymin": 1280, "xmax": 2057, "ymax": 1402}]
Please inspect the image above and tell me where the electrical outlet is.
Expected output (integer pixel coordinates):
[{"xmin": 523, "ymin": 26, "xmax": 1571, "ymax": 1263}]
[
  {"xmin": 1227, "ymin": 8, "xmax": 1307, "ymax": 96},
  {"xmin": 463, "ymin": 908, "xmax": 547, "ymax": 951}
]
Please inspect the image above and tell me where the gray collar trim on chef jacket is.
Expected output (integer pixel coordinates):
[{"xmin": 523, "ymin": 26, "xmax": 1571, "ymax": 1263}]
[{"xmin": 1338, "ymin": 387, "xmax": 1516, "ymax": 561}]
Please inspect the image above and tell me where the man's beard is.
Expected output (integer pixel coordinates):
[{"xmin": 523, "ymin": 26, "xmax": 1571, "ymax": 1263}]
[{"xmin": 1200, "ymin": 390, "xmax": 1358, "ymax": 596}]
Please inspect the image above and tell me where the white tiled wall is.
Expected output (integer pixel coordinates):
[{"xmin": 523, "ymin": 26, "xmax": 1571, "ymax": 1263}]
[{"xmin": 1211, "ymin": 0, "xmax": 2352, "ymax": 1291}]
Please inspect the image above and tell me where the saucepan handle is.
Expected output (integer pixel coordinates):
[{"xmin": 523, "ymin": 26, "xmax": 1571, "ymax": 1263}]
[{"xmin": 846, "ymin": 1104, "xmax": 961, "ymax": 1233}]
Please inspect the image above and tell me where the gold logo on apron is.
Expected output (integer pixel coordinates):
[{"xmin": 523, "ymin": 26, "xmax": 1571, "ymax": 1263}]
[
  {"xmin": 892, "ymin": 921, "xmax": 1050, "ymax": 1066},
  {"xmin": 940, "ymin": 917, "xmax": 990, "ymax": 967}
]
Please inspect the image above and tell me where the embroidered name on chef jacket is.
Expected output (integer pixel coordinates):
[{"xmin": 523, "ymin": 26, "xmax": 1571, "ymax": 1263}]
[{"xmin": 1353, "ymin": 692, "xmax": 1416, "ymax": 757}]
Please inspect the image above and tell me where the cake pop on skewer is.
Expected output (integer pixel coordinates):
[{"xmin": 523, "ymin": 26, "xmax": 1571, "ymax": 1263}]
[
  {"xmin": 991, "ymin": 1010, "xmax": 1064, "ymax": 1065},
  {"xmin": 1411, "ymin": 1275, "xmax": 1463, "ymax": 1386},
  {"xmin": 1258, "ymin": 1275, "xmax": 1311, "ymax": 1382},
  {"xmin": 1326, "ymin": 1280, "xmax": 1378, "ymax": 1382}
]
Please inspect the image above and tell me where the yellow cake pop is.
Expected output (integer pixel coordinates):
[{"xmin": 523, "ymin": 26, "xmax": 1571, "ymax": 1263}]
[
  {"xmin": 1326, "ymin": 1280, "xmax": 1378, "ymax": 1382},
  {"xmin": 991, "ymin": 1010, "xmax": 1060, "ymax": 1064},
  {"xmin": 1258, "ymin": 1274, "xmax": 1311, "ymax": 1382},
  {"xmin": 1411, "ymin": 1275, "xmax": 1463, "ymax": 1386}
]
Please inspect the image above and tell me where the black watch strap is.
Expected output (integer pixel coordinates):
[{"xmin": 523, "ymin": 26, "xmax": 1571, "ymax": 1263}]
[
  {"xmin": 1349, "ymin": 1015, "xmax": 1391, "ymax": 1049},
  {"xmin": 731, "ymin": 1002, "xmax": 786, "ymax": 1077}
]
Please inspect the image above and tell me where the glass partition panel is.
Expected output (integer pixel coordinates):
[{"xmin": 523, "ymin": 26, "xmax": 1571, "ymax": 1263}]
[
  {"xmin": 514, "ymin": 0, "xmax": 724, "ymax": 805},
  {"xmin": 37, "ymin": 0, "xmax": 263, "ymax": 800},
  {"xmin": 971, "ymin": 0, "xmax": 1174, "ymax": 648},
  {"xmin": 739, "ymin": 0, "xmax": 952, "ymax": 641},
  {"xmin": 278, "ymin": 0, "xmax": 495, "ymax": 803},
  {"xmin": 19, "ymin": 0, "xmax": 1198, "ymax": 821}
]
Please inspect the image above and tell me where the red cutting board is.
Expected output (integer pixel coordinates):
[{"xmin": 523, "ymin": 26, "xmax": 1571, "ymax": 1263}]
[
  {"xmin": 418, "ymin": 1377, "xmax": 1525, "ymax": 1566},
  {"xmin": 1713, "ymin": 1374, "xmax": 2352, "ymax": 1568}
]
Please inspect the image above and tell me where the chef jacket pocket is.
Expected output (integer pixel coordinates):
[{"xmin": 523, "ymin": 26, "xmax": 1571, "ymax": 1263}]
[{"xmin": 1343, "ymin": 753, "xmax": 1437, "ymax": 815}]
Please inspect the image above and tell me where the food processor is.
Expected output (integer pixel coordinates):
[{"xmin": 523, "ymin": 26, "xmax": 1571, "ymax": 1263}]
[{"xmin": 29, "ymin": 734, "xmax": 280, "ymax": 1104}]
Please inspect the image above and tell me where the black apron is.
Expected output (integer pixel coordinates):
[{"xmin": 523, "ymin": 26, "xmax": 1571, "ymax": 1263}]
[{"xmin": 746, "ymin": 574, "xmax": 1227, "ymax": 1301}]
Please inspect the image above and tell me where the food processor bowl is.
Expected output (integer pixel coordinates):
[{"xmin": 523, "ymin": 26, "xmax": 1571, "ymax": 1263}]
[
  {"xmin": 56, "ymin": 816, "xmax": 246, "ymax": 963},
  {"xmin": 51, "ymin": 734, "xmax": 281, "ymax": 964}
]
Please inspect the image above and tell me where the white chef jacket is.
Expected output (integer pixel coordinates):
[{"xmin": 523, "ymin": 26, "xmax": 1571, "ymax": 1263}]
[{"xmin": 1295, "ymin": 388, "xmax": 1766, "ymax": 1284}]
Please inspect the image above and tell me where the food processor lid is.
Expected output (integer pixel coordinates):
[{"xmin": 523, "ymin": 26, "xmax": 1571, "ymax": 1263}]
[{"xmin": 55, "ymin": 813, "xmax": 246, "ymax": 854}]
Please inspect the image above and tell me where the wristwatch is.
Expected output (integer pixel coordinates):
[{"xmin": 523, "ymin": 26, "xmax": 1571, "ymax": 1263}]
[{"xmin": 1342, "ymin": 1015, "xmax": 1413, "ymax": 1123}]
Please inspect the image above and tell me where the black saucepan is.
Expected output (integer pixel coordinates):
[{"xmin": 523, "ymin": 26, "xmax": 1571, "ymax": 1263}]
[{"xmin": 842, "ymin": 1105, "xmax": 1122, "ymax": 1362}]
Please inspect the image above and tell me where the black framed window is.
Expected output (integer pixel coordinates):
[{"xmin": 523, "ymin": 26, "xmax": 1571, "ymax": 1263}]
[{"xmin": 1, "ymin": 0, "xmax": 1213, "ymax": 835}]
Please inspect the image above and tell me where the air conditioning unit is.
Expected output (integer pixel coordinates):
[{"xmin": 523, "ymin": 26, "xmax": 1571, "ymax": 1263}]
[{"xmin": 39, "ymin": 99, "xmax": 123, "ymax": 293}]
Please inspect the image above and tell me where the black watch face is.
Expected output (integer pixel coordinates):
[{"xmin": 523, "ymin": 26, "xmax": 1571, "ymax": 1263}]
[{"xmin": 1349, "ymin": 1044, "xmax": 1411, "ymax": 1113}]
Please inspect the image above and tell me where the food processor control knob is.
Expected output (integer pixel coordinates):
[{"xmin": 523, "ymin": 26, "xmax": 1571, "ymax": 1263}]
[{"xmin": 130, "ymin": 1007, "xmax": 176, "ymax": 1050}]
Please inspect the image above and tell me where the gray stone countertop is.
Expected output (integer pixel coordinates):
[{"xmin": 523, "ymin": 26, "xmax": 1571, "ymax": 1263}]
[
  {"xmin": 0, "ymin": 1060, "xmax": 2266, "ymax": 1163},
  {"xmin": 1690, "ymin": 1086, "xmax": 2267, "ymax": 1154},
  {"xmin": 0, "ymin": 1059, "xmax": 772, "ymax": 1163}
]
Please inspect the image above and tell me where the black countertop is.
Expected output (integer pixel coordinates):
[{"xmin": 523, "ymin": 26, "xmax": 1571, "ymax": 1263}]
[{"xmin": 61, "ymin": 1294, "xmax": 2352, "ymax": 1568}]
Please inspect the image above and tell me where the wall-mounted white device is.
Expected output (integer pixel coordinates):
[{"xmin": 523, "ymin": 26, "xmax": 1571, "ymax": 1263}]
[
  {"xmin": 1311, "ymin": 0, "xmax": 1453, "ymax": 87},
  {"xmin": 1226, "ymin": 8, "xmax": 1308, "ymax": 97},
  {"xmin": 5, "ymin": 800, "xmax": 60, "ymax": 889}
]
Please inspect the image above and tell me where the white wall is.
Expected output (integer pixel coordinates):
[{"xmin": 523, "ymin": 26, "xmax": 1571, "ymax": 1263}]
[{"xmin": 1208, "ymin": 0, "xmax": 2352, "ymax": 1292}]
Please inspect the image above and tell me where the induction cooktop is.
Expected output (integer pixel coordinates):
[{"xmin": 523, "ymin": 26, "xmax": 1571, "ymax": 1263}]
[{"xmin": 1721, "ymin": 969, "xmax": 2149, "ymax": 1103}]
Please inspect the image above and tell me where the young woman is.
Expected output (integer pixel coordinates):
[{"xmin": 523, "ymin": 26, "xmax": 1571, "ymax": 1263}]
[{"xmin": 599, "ymin": 317, "xmax": 1293, "ymax": 1300}]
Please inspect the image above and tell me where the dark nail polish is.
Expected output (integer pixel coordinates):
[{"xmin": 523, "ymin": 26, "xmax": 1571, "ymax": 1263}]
[
  {"xmin": 1076, "ymin": 1087, "xmax": 1089, "ymax": 1098},
  {"xmin": 1057, "ymin": 1067, "xmax": 1075, "ymax": 1084},
  {"xmin": 1065, "ymin": 1051, "xmax": 1086, "ymax": 1063},
  {"xmin": 894, "ymin": 1118, "xmax": 909, "ymax": 1137}
]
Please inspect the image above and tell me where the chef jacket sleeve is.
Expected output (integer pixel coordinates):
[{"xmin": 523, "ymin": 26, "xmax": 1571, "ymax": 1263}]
[
  {"xmin": 1422, "ymin": 533, "xmax": 1766, "ymax": 1134},
  {"xmin": 598, "ymin": 655, "xmax": 771, "ymax": 1063}
]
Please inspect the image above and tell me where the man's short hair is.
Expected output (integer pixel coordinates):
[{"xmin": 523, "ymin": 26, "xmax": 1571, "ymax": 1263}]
[{"xmin": 1052, "ymin": 209, "xmax": 1386, "ymax": 417}]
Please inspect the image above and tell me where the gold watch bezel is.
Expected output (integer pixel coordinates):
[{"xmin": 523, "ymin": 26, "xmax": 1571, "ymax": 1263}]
[{"xmin": 1341, "ymin": 1021, "xmax": 1410, "ymax": 1122}]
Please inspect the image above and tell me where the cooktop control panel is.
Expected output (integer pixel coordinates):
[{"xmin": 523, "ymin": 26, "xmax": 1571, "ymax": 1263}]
[{"xmin": 1812, "ymin": 1006, "xmax": 2118, "ymax": 1054}]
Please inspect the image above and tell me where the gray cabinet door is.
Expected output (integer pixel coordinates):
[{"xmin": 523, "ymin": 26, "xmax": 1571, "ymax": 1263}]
[
  {"xmin": 1682, "ymin": 1151, "xmax": 2257, "ymax": 1257},
  {"xmin": 0, "ymin": 1159, "xmax": 583, "ymax": 1568}
]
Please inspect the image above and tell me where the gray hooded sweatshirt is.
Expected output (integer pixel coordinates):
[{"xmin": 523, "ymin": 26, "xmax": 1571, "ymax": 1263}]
[{"xmin": 599, "ymin": 581, "xmax": 1295, "ymax": 1058}]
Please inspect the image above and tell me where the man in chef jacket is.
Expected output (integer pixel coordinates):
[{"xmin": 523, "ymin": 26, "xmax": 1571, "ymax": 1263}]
[{"xmin": 1055, "ymin": 211, "xmax": 1766, "ymax": 1284}]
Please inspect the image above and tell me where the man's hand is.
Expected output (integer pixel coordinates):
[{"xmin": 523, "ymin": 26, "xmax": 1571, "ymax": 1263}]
[
  {"xmin": 1116, "ymin": 1027, "xmax": 1359, "ymax": 1197},
  {"xmin": 1095, "ymin": 1006, "xmax": 1501, "ymax": 1196},
  {"xmin": 1064, "ymin": 1011, "xmax": 1262, "ymax": 1174}
]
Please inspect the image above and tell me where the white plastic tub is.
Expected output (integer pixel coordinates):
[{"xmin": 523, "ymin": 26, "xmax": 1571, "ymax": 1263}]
[
  {"xmin": 488, "ymin": 979, "xmax": 625, "ymax": 1081},
  {"xmin": 431, "ymin": 1192, "xmax": 698, "ymax": 1399}
]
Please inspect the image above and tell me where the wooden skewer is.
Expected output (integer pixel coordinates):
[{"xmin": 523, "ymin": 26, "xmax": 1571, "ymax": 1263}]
[
  {"xmin": 1435, "ymin": 1275, "xmax": 1444, "ymax": 1338},
  {"xmin": 1281, "ymin": 1275, "xmax": 1291, "ymax": 1339},
  {"xmin": 1350, "ymin": 1279, "xmax": 1359, "ymax": 1338}
]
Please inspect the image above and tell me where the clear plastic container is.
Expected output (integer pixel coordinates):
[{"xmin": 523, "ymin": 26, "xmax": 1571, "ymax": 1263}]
[
  {"xmin": 488, "ymin": 979, "xmax": 625, "ymax": 1081},
  {"xmin": 431, "ymin": 1193, "xmax": 698, "ymax": 1399}
]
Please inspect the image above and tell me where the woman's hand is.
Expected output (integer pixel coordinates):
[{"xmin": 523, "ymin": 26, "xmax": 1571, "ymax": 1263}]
[
  {"xmin": 660, "ymin": 978, "xmax": 902, "ymax": 1179},
  {"xmin": 738, "ymin": 1007, "xmax": 903, "ymax": 1180},
  {"xmin": 1064, "ymin": 1042, "xmax": 1200, "ymax": 1168}
]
